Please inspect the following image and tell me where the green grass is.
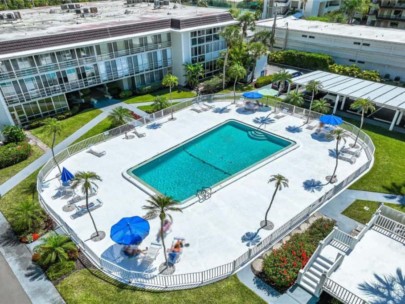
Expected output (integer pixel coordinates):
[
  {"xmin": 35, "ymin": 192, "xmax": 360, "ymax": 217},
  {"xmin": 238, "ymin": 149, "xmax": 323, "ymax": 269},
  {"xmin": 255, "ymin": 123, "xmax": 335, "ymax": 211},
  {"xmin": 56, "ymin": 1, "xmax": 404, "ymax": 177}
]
[
  {"xmin": 124, "ymin": 89, "xmax": 196, "ymax": 104},
  {"xmin": 57, "ymin": 270, "xmax": 265, "ymax": 304},
  {"xmin": 138, "ymin": 102, "xmax": 179, "ymax": 114},
  {"xmin": 0, "ymin": 145, "xmax": 43, "ymax": 185},
  {"xmin": 72, "ymin": 118, "xmax": 114, "ymax": 144},
  {"xmin": 30, "ymin": 109, "xmax": 102, "ymax": 147},
  {"xmin": 347, "ymin": 120, "xmax": 405, "ymax": 195},
  {"xmin": 218, "ymin": 83, "xmax": 255, "ymax": 94},
  {"xmin": 342, "ymin": 200, "xmax": 405, "ymax": 224}
]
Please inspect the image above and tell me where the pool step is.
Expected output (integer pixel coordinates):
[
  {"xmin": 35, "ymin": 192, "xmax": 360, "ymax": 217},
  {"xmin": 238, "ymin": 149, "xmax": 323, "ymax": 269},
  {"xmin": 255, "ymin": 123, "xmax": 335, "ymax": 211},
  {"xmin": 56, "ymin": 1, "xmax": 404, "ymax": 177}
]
[{"xmin": 248, "ymin": 130, "xmax": 268, "ymax": 141}]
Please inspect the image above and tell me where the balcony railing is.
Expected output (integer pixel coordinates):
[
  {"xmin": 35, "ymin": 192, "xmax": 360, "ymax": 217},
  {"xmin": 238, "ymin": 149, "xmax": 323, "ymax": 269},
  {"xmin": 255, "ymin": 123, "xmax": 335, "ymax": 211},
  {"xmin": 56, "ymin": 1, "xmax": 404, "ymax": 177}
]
[{"xmin": 376, "ymin": 13, "xmax": 405, "ymax": 20}]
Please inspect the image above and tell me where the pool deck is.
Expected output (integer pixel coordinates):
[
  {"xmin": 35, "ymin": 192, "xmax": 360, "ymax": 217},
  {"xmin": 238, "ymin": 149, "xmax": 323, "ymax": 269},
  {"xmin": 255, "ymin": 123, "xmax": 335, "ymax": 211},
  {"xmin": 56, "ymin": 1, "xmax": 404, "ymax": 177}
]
[{"xmin": 40, "ymin": 101, "xmax": 371, "ymax": 276}]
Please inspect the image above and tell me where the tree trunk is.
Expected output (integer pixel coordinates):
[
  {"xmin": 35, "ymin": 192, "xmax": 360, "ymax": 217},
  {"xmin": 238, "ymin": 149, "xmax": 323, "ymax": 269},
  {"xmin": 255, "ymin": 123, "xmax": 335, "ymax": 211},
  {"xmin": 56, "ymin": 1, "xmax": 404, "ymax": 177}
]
[
  {"xmin": 160, "ymin": 213, "xmax": 168, "ymax": 266},
  {"xmin": 250, "ymin": 62, "xmax": 256, "ymax": 83},
  {"xmin": 330, "ymin": 139, "xmax": 340, "ymax": 182},
  {"xmin": 353, "ymin": 110, "xmax": 363, "ymax": 147},
  {"xmin": 306, "ymin": 90, "xmax": 315, "ymax": 123},
  {"xmin": 222, "ymin": 50, "xmax": 229, "ymax": 90},
  {"xmin": 170, "ymin": 86, "xmax": 174, "ymax": 120},
  {"xmin": 233, "ymin": 78, "xmax": 238, "ymax": 103},
  {"xmin": 52, "ymin": 132, "xmax": 62, "ymax": 175},
  {"xmin": 264, "ymin": 186, "xmax": 278, "ymax": 225},
  {"xmin": 86, "ymin": 188, "xmax": 99, "ymax": 237}
]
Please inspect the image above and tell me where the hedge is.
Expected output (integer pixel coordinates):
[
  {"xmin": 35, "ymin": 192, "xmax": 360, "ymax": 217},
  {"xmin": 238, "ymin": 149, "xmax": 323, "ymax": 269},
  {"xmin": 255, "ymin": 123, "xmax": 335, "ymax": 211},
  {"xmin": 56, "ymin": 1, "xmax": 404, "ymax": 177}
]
[
  {"xmin": 46, "ymin": 261, "xmax": 76, "ymax": 281},
  {"xmin": 255, "ymin": 75, "xmax": 274, "ymax": 88},
  {"xmin": 0, "ymin": 142, "xmax": 32, "ymax": 169},
  {"xmin": 269, "ymin": 50, "xmax": 334, "ymax": 71},
  {"xmin": 262, "ymin": 218, "xmax": 335, "ymax": 291}
]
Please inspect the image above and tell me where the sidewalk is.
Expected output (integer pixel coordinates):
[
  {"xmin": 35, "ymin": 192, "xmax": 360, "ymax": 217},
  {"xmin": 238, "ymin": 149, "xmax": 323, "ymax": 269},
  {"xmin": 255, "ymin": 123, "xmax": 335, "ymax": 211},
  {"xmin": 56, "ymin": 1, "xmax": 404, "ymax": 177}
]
[{"xmin": 0, "ymin": 213, "xmax": 64, "ymax": 304}]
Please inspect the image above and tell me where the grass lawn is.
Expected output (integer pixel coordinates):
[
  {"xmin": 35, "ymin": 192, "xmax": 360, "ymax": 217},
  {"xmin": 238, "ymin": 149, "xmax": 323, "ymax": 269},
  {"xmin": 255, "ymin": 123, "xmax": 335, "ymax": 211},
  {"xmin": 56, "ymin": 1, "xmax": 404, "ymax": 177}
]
[
  {"xmin": 0, "ymin": 145, "xmax": 43, "ymax": 185},
  {"xmin": 342, "ymin": 199, "xmax": 405, "ymax": 224},
  {"xmin": 218, "ymin": 83, "xmax": 255, "ymax": 94},
  {"xmin": 72, "ymin": 118, "xmax": 114, "ymax": 144},
  {"xmin": 57, "ymin": 270, "xmax": 265, "ymax": 304},
  {"xmin": 138, "ymin": 102, "xmax": 179, "ymax": 114},
  {"xmin": 347, "ymin": 120, "xmax": 405, "ymax": 195},
  {"xmin": 31, "ymin": 109, "xmax": 102, "ymax": 147},
  {"xmin": 124, "ymin": 89, "xmax": 196, "ymax": 104}
]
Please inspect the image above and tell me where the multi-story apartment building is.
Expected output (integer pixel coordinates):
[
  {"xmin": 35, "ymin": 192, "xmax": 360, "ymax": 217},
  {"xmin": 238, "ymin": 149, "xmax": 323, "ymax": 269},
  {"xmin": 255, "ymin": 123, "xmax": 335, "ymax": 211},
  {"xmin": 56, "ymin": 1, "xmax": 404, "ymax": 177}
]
[
  {"xmin": 0, "ymin": 1, "xmax": 236, "ymax": 126},
  {"xmin": 256, "ymin": 18, "xmax": 405, "ymax": 80},
  {"xmin": 367, "ymin": 0, "xmax": 405, "ymax": 29},
  {"xmin": 262, "ymin": 0, "xmax": 341, "ymax": 19}
]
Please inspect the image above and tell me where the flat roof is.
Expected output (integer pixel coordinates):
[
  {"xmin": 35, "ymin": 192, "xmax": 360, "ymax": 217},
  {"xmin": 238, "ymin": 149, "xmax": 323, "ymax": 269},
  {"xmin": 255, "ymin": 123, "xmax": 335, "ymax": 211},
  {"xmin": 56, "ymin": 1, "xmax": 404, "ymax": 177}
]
[
  {"xmin": 257, "ymin": 17, "xmax": 405, "ymax": 44},
  {"xmin": 293, "ymin": 71, "xmax": 405, "ymax": 111}
]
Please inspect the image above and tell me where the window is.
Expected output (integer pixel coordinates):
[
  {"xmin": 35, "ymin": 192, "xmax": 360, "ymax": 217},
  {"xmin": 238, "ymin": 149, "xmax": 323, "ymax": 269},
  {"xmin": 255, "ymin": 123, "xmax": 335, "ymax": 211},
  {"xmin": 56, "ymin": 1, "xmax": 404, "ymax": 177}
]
[
  {"xmin": 302, "ymin": 35, "xmax": 308, "ymax": 38},
  {"xmin": 362, "ymin": 43, "xmax": 370, "ymax": 46},
  {"xmin": 349, "ymin": 59, "xmax": 356, "ymax": 62},
  {"xmin": 309, "ymin": 36, "xmax": 315, "ymax": 39},
  {"xmin": 353, "ymin": 42, "xmax": 361, "ymax": 45},
  {"xmin": 357, "ymin": 60, "xmax": 365, "ymax": 64}
]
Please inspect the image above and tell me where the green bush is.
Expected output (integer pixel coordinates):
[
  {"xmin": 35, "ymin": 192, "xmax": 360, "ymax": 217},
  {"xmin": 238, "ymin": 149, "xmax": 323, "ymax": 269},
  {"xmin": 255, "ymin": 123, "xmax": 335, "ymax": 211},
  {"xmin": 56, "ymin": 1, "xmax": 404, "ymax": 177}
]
[
  {"xmin": 46, "ymin": 261, "xmax": 76, "ymax": 281},
  {"xmin": 119, "ymin": 90, "xmax": 133, "ymax": 99},
  {"xmin": 255, "ymin": 75, "xmax": 273, "ymax": 88},
  {"xmin": 262, "ymin": 218, "xmax": 335, "ymax": 291},
  {"xmin": 136, "ymin": 82, "xmax": 163, "ymax": 95},
  {"xmin": 269, "ymin": 50, "xmax": 334, "ymax": 70},
  {"xmin": 201, "ymin": 76, "xmax": 223, "ymax": 94},
  {"xmin": 328, "ymin": 64, "xmax": 381, "ymax": 82},
  {"xmin": 2, "ymin": 125, "xmax": 26, "ymax": 143},
  {"xmin": 0, "ymin": 142, "xmax": 32, "ymax": 169},
  {"xmin": 27, "ymin": 119, "xmax": 46, "ymax": 130}
]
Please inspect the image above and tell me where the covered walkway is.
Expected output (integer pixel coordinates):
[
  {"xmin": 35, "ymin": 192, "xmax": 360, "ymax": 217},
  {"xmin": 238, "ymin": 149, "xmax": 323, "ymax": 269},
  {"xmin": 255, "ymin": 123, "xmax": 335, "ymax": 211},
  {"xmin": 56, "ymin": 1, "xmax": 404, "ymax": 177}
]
[{"xmin": 292, "ymin": 71, "xmax": 405, "ymax": 131}]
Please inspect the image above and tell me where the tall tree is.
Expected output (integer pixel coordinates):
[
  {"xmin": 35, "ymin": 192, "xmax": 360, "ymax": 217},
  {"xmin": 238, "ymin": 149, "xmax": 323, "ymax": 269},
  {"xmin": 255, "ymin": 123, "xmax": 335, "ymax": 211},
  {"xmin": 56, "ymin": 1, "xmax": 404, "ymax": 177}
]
[
  {"xmin": 350, "ymin": 98, "xmax": 375, "ymax": 147},
  {"xmin": 285, "ymin": 91, "xmax": 304, "ymax": 107},
  {"xmin": 272, "ymin": 70, "xmax": 292, "ymax": 95},
  {"xmin": 305, "ymin": 80, "xmax": 323, "ymax": 123},
  {"xmin": 143, "ymin": 195, "xmax": 182, "ymax": 267},
  {"xmin": 43, "ymin": 118, "xmax": 62, "ymax": 175},
  {"xmin": 71, "ymin": 171, "xmax": 103, "ymax": 240},
  {"xmin": 326, "ymin": 129, "xmax": 347, "ymax": 184},
  {"xmin": 252, "ymin": 30, "xmax": 273, "ymax": 50},
  {"xmin": 183, "ymin": 63, "xmax": 204, "ymax": 90},
  {"xmin": 248, "ymin": 42, "xmax": 268, "ymax": 83},
  {"xmin": 342, "ymin": 0, "xmax": 363, "ymax": 23},
  {"xmin": 219, "ymin": 26, "xmax": 242, "ymax": 90},
  {"xmin": 162, "ymin": 73, "xmax": 179, "ymax": 120},
  {"xmin": 228, "ymin": 63, "xmax": 247, "ymax": 103},
  {"xmin": 238, "ymin": 11, "xmax": 256, "ymax": 38},
  {"xmin": 108, "ymin": 106, "xmax": 133, "ymax": 127},
  {"xmin": 152, "ymin": 96, "xmax": 170, "ymax": 112},
  {"xmin": 312, "ymin": 99, "xmax": 331, "ymax": 114}
]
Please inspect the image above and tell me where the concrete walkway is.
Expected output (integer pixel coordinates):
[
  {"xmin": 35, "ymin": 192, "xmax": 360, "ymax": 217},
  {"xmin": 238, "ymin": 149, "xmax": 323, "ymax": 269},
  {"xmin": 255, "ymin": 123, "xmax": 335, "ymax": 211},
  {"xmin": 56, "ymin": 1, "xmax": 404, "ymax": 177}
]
[{"xmin": 0, "ymin": 213, "xmax": 64, "ymax": 304}]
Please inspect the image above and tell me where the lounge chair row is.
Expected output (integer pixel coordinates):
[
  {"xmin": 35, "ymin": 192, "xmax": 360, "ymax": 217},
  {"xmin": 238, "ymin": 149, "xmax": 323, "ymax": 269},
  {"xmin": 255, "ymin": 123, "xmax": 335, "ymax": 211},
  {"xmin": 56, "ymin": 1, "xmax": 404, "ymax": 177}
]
[
  {"xmin": 191, "ymin": 102, "xmax": 214, "ymax": 113},
  {"xmin": 70, "ymin": 199, "xmax": 103, "ymax": 219},
  {"xmin": 67, "ymin": 185, "xmax": 98, "ymax": 204}
]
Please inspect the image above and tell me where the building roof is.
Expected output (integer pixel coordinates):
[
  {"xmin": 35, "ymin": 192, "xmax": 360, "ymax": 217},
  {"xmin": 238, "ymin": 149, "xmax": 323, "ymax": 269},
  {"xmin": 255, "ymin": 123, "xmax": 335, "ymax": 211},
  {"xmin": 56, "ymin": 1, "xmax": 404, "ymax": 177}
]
[
  {"xmin": 293, "ymin": 70, "xmax": 405, "ymax": 111},
  {"xmin": 0, "ymin": 1, "xmax": 235, "ymax": 57},
  {"xmin": 256, "ymin": 17, "xmax": 405, "ymax": 44}
]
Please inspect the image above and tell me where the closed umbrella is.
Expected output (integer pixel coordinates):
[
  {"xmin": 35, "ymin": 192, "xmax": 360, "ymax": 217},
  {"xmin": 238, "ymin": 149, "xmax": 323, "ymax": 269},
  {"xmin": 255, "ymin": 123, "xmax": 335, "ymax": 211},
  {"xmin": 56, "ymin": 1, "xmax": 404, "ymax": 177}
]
[
  {"xmin": 110, "ymin": 216, "xmax": 150, "ymax": 245},
  {"xmin": 61, "ymin": 167, "xmax": 74, "ymax": 184},
  {"xmin": 319, "ymin": 114, "xmax": 343, "ymax": 126}
]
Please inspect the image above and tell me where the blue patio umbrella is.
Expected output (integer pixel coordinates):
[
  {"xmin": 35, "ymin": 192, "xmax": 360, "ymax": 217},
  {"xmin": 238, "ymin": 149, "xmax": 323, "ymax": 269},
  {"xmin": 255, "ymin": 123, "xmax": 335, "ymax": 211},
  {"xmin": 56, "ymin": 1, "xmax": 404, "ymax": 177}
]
[
  {"xmin": 110, "ymin": 216, "xmax": 150, "ymax": 246},
  {"xmin": 61, "ymin": 167, "xmax": 74, "ymax": 184},
  {"xmin": 242, "ymin": 91, "xmax": 263, "ymax": 99},
  {"xmin": 319, "ymin": 114, "xmax": 343, "ymax": 126}
]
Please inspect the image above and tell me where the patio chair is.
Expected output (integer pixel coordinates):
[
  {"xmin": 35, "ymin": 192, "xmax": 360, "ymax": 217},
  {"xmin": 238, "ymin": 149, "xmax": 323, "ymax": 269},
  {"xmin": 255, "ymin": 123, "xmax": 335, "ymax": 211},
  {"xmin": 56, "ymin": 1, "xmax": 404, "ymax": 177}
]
[
  {"xmin": 133, "ymin": 129, "xmax": 146, "ymax": 138},
  {"xmin": 236, "ymin": 98, "xmax": 244, "ymax": 107},
  {"xmin": 197, "ymin": 103, "xmax": 209, "ymax": 111},
  {"xmin": 306, "ymin": 121, "xmax": 318, "ymax": 130},
  {"xmin": 338, "ymin": 152, "xmax": 356, "ymax": 164},
  {"xmin": 341, "ymin": 145, "xmax": 362, "ymax": 157},
  {"xmin": 274, "ymin": 112, "xmax": 286, "ymax": 119},
  {"xmin": 191, "ymin": 104, "xmax": 202, "ymax": 113},
  {"xmin": 142, "ymin": 242, "xmax": 162, "ymax": 263},
  {"xmin": 70, "ymin": 199, "xmax": 103, "ymax": 219},
  {"xmin": 67, "ymin": 185, "xmax": 98, "ymax": 204},
  {"xmin": 203, "ymin": 102, "xmax": 215, "ymax": 109},
  {"xmin": 87, "ymin": 147, "xmax": 106, "ymax": 157}
]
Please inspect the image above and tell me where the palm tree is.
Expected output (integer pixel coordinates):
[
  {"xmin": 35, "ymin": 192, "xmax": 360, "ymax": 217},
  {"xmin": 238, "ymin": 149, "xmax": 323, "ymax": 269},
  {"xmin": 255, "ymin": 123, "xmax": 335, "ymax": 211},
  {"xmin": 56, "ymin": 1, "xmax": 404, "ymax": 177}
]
[
  {"xmin": 272, "ymin": 70, "xmax": 292, "ymax": 95},
  {"xmin": 37, "ymin": 234, "xmax": 77, "ymax": 267},
  {"xmin": 71, "ymin": 171, "xmax": 104, "ymax": 240},
  {"xmin": 152, "ymin": 96, "xmax": 170, "ymax": 112},
  {"xmin": 251, "ymin": 31, "xmax": 273, "ymax": 50},
  {"xmin": 183, "ymin": 63, "xmax": 204, "ymax": 90},
  {"xmin": 238, "ymin": 11, "xmax": 256, "ymax": 38},
  {"xmin": 326, "ymin": 128, "xmax": 347, "ymax": 184},
  {"xmin": 260, "ymin": 174, "xmax": 289, "ymax": 230},
  {"xmin": 305, "ymin": 80, "xmax": 323, "ymax": 123},
  {"xmin": 350, "ymin": 98, "xmax": 376, "ymax": 147},
  {"xmin": 162, "ymin": 73, "xmax": 179, "ymax": 120},
  {"xmin": 248, "ymin": 42, "xmax": 268, "ymax": 83},
  {"xmin": 228, "ymin": 63, "xmax": 247, "ymax": 103},
  {"xmin": 284, "ymin": 91, "xmax": 304, "ymax": 107},
  {"xmin": 342, "ymin": 0, "xmax": 363, "ymax": 23},
  {"xmin": 142, "ymin": 195, "xmax": 182, "ymax": 267},
  {"xmin": 312, "ymin": 99, "xmax": 331, "ymax": 114},
  {"xmin": 43, "ymin": 118, "xmax": 62, "ymax": 175},
  {"xmin": 229, "ymin": 7, "xmax": 241, "ymax": 18},
  {"xmin": 220, "ymin": 26, "xmax": 242, "ymax": 90},
  {"xmin": 10, "ymin": 200, "xmax": 44, "ymax": 234},
  {"xmin": 108, "ymin": 106, "xmax": 133, "ymax": 127},
  {"xmin": 23, "ymin": 181, "xmax": 37, "ymax": 200}
]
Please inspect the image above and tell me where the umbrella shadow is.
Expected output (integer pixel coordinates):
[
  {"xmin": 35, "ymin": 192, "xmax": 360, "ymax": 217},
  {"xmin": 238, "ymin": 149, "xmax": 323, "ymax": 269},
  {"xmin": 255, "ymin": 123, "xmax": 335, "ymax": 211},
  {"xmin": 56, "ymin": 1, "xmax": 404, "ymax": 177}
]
[
  {"xmin": 286, "ymin": 125, "xmax": 303, "ymax": 133},
  {"xmin": 241, "ymin": 232, "xmax": 262, "ymax": 247},
  {"xmin": 311, "ymin": 133, "xmax": 333, "ymax": 142},
  {"xmin": 329, "ymin": 149, "xmax": 339, "ymax": 159},
  {"xmin": 303, "ymin": 179, "xmax": 324, "ymax": 192},
  {"xmin": 212, "ymin": 107, "xmax": 231, "ymax": 114},
  {"xmin": 236, "ymin": 108, "xmax": 255, "ymax": 115},
  {"xmin": 253, "ymin": 116, "xmax": 275, "ymax": 125},
  {"xmin": 147, "ymin": 122, "xmax": 162, "ymax": 130}
]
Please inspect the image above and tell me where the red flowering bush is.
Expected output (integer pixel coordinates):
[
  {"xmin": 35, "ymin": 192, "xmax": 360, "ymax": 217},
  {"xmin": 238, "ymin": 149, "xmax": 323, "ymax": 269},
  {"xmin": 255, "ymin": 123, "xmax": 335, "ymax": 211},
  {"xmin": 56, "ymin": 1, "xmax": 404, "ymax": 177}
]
[{"xmin": 262, "ymin": 218, "xmax": 334, "ymax": 291}]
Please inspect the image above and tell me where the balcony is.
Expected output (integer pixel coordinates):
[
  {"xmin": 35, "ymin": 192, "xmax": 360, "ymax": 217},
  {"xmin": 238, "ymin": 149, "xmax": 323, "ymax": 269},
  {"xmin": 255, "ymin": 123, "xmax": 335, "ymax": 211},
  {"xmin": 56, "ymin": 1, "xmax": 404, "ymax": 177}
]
[
  {"xmin": 377, "ymin": 0, "xmax": 405, "ymax": 8},
  {"xmin": 376, "ymin": 13, "xmax": 405, "ymax": 20}
]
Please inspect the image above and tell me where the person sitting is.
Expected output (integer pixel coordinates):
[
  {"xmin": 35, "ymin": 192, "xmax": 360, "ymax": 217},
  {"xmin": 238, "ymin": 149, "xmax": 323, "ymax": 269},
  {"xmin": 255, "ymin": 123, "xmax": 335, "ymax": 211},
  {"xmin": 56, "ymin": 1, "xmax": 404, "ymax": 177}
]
[
  {"xmin": 124, "ymin": 245, "xmax": 148, "ymax": 256},
  {"xmin": 171, "ymin": 240, "xmax": 183, "ymax": 253}
]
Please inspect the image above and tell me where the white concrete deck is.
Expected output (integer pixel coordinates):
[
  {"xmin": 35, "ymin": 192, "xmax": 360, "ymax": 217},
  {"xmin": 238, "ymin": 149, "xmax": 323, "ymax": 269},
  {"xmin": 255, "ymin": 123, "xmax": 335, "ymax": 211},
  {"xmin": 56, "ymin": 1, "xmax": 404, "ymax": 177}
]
[
  {"xmin": 40, "ymin": 101, "xmax": 370, "ymax": 276},
  {"xmin": 330, "ymin": 229, "xmax": 405, "ymax": 303}
]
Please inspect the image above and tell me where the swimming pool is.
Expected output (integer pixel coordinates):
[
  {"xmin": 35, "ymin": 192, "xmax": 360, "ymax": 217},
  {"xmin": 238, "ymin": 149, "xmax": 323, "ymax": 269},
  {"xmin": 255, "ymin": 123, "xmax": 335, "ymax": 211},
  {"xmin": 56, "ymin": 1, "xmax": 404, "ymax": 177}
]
[{"xmin": 128, "ymin": 120, "xmax": 295, "ymax": 202}]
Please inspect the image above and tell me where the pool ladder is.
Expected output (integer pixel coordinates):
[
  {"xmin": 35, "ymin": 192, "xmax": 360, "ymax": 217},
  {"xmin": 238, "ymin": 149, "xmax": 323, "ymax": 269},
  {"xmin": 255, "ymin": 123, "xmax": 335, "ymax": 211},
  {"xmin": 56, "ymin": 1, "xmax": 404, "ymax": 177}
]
[{"xmin": 197, "ymin": 187, "xmax": 212, "ymax": 202}]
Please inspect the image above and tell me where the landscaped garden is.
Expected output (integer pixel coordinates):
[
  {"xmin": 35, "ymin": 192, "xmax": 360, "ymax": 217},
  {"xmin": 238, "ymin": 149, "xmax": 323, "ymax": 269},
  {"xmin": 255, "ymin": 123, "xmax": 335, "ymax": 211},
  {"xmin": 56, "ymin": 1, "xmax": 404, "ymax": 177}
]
[{"xmin": 342, "ymin": 200, "xmax": 405, "ymax": 224}]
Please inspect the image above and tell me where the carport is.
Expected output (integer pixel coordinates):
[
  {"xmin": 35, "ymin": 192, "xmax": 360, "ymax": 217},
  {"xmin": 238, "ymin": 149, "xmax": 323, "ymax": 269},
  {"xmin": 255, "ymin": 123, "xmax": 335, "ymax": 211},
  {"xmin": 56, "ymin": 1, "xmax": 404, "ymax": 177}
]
[{"xmin": 292, "ymin": 71, "xmax": 405, "ymax": 131}]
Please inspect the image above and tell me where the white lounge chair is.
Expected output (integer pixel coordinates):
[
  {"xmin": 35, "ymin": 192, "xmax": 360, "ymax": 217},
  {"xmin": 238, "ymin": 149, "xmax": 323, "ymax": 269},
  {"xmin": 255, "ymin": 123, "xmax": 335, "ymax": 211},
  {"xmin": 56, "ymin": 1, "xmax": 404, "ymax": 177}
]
[
  {"xmin": 341, "ymin": 145, "xmax": 362, "ymax": 157},
  {"xmin": 133, "ymin": 128, "xmax": 146, "ymax": 138},
  {"xmin": 67, "ymin": 185, "xmax": 98, "ymax": 204},
  {"xmin": 338, "ymin": 152, "xmax": 356, "ymax": 164},
  {"xmin": 306, "ymin": 121, "xmax": 318, "ymax": 130},
  {"xmin": 142, "ymin": 242, "xmax": 162, "ymax": 263},
  {"xmin": 70, "ymin": 199, "xmax": 103, "ymax": 219},
  {"xmin": 197, "ymin": 103, "xmax": 209, "ymax": 111},
  {"xmin": 203, "ymin": 102, "xmax": 215, "ymax": 109},
  {"xmin": 191, "ymin": 104, "xmax": 202, "ymax": 113},
  {"xmin": 87, "ymin": 148, "xmax": 106, "ymax": 157}
]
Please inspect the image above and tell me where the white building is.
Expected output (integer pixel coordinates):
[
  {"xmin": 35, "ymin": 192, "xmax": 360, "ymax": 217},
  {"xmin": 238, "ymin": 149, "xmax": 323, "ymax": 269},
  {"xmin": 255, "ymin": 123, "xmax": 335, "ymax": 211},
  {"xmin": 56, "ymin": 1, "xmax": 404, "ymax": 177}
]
[
  {"xmin": 262, "ymin": 0, "xmax": 341, "ymax": 19},
  {"xmin": 256, "ymin": 18, "xmax": 405, "ymax": 81},
  {"xmin": 0, "ymin": 2, "xmax": 236, "ymax": 126}
]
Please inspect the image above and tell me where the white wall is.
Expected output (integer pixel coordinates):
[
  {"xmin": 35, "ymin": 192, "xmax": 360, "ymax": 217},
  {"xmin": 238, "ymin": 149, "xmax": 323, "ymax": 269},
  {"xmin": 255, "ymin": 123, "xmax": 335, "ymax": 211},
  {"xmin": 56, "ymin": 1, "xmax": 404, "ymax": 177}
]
[
  {"xmin": 0, "ymin": 92, "xmax": 14, "ymax": 127},
  {"xmin": 171, "ymin": 31, "xmax": 191, "ymax": 86}
]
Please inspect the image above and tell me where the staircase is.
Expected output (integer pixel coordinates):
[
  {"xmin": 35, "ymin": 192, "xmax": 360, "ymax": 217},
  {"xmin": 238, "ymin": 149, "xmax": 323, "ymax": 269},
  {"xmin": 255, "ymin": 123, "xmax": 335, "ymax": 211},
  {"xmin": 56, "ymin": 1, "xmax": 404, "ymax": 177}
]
[
  {"xmin": 300, "ymin": 255, "xmax": 334, "ymax": 294},
  {"xmin": 248, "ymin": 130, "xmax": 268, "ymax": 141}
]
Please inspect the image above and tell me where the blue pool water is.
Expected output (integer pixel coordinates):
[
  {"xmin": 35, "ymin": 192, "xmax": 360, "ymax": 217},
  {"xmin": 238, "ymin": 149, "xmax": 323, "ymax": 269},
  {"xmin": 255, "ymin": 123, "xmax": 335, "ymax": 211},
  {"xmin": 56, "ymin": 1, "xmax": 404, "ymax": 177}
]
[{"xmin": 129, "ymin": 120, "xmax": 294, "ymax": 202}]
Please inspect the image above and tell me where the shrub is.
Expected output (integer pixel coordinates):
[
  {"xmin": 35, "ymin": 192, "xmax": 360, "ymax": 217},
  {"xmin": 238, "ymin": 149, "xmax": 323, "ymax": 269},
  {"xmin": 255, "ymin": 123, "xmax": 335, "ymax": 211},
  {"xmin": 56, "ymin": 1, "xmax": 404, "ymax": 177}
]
[
  {"xmin": 136, "ymin": 82, "xmax": 163, "ymax": 94},
  {"xmin": 255, "ymin": 75, "xmax": 274, "ymax": 88},
  {"xmin": 262, "ymin": 218, "xmax": 335, "ymax": 291},
  {"xmin": 328, "ymin": 64, "xmax": 381, "ymax": 82},
  {"xmin": 27, "ymin": 119, "xmax": 46, "ymax": 130},
  {"xmin": 200, "ymin": 76, "xmax": 223, "ymax": 94},
  {"xmin": 119, "ymin": 90, "xmax": 133, "ymax": 99},
  {"xmin": 2, "ymin": 125, "xmax": 26, "ymax": 143},
  {"xmin": 46, "ymin": 261, "xmax": 75, "ymax": 281},
  {"xmin": 0, "ymin": 142, "xmax": 32, "ymax": 169},
  {"xmin": 10, "ymin": 200, "xmax": 44, "ymax": 235},
  {"xmin": 269, "ymin": 50, "xmax": 334, "ymax": 70}
]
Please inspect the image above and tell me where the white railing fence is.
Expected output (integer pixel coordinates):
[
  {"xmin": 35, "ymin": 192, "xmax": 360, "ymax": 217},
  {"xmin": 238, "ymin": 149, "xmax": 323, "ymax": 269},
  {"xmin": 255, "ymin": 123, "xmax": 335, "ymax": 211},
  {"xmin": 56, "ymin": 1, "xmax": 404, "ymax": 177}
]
[
  {"xmin": 323, "ymin": 277, "xmax": 368, "ymax": 304},
  {"xmin": 375, "ymin": 214, "xmax": 405, "ymax": 244},
  {"xmin": 36, "ymin": 93, "xmax": 375, "ymax": 290}
]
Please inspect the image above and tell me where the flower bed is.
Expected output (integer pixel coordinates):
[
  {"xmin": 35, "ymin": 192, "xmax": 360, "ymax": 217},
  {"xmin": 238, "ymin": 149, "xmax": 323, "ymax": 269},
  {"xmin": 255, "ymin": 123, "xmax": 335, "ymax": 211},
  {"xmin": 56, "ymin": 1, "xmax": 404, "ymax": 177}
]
[{"xmin": 261, "ymin": 218, "xmax": 335, "ymax": 291}]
